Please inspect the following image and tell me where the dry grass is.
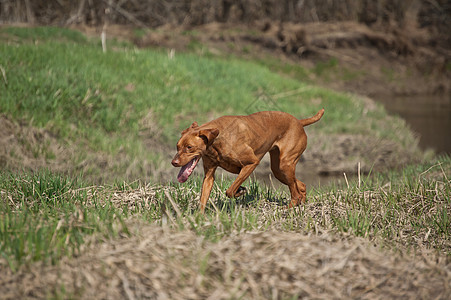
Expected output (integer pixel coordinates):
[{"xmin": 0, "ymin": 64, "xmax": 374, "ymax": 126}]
[
  {"xmin": 1, "ymin": 224, "xmax": 449, "ymax": 299},
  {"xmin": 95, "ymin": 163, "xmax": 451, "ymax": 255}
]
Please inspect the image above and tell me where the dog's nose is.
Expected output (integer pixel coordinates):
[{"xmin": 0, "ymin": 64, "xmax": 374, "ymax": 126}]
[{"xmin": 171, "ymin": 157, "xmax": 180, "ymax": 167}]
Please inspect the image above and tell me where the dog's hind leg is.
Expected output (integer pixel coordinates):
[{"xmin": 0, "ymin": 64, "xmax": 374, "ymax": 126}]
[{"xmin": 270, "ymin": 148, "xmax": 306, "ymax": 207}]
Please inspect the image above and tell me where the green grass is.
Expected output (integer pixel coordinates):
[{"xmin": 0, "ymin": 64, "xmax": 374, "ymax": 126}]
[
  {"xmin": 0, "ymin": 27, "xmax": 417, "ymax": 157},
  {"xmin": 1, "ymin": 156, "xmax": 449, "ymax": 271},
  {"xmin": 0, "ymin": 171, "xmax": 133, "ymax": 271},
  {"xmin": 1, "ymin": 26, "xmax": 87, "ymax": 43},
  {"xmin": 321, "ymin": 159, "xmax": 450, "ymax": 253}
]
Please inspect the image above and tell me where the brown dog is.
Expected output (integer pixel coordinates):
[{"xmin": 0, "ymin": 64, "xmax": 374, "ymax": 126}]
[{"xmin": 171, "ymin": 109, "xmax": 324, "ymax": 213}]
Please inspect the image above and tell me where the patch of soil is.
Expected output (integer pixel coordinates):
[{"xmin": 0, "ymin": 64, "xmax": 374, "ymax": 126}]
[
  {"xmin": 302, "ymin": 133, "xmax": 421, "ymax": 175},
  {"xmin": 0, "ymin": 114, "xmax": 72, "ymax": 172},
  {"xmin": 1, "ymin": 224, "xmax": 448, "ymax": 299},
  {"xmin": 0, "ymin": 113, "xmax": 171, "ymax": 184}
]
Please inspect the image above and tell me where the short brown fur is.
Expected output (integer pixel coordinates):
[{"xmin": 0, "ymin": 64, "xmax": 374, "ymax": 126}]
[{"xmin": 172, "ymin": 109, "xmax": 324, "ymax": 213}]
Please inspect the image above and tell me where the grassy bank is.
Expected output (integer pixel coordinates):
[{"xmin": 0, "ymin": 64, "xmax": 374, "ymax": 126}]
[
  {"xmin": 0, "ymin": 26, "xmax": 422, "ymax": 183},
  {"xmin": 1, "ymin": 156, "xmax": 449, "ymax": 271},
  {"xmin": 0, "ymin": 26, "xmax": 385, "ymax": 140}
]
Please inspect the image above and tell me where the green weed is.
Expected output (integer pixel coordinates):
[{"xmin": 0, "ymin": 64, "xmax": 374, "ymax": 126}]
[
  {"xmin": 316, "ymin": 156, "xmax": 450, "ymax": 253},
  {"xmin": 0, "ymin": 171, "xmax": 129, "ymax": 270}
]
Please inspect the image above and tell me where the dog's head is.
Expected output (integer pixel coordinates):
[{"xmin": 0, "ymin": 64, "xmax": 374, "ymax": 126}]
[{"xmin": 171, "ymin": 122, "xmax": 219, "ymax": 183}]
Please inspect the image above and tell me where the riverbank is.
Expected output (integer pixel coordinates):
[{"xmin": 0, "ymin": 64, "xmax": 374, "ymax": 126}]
[
  {"xmin": 0, "ymin": 26, "xmax": 427, "ymax": 184},
  {"xmin": 78, "ymin": 20, "xmax": 451, "ymax": 153}
]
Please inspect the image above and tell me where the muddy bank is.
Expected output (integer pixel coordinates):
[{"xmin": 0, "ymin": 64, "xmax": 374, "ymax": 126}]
[{"xmin": 0, "ymin": 114, "xmax": 169, "ymax": 184}]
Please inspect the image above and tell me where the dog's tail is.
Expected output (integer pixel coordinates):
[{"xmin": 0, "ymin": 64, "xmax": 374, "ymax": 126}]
[{"xmin": 299, "ymin": 108, "xmax": 325, "ymax": 126}]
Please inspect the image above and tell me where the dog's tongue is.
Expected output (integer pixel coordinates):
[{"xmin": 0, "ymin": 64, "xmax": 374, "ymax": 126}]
[{"xmin": 177, "ymin": 157, "xmax": 199, "ymax": 183}]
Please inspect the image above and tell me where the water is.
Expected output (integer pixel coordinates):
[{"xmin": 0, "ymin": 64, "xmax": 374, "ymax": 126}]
[{"xmin": 376, "ymin": 94, "xmax": 451, "ymax": 154}]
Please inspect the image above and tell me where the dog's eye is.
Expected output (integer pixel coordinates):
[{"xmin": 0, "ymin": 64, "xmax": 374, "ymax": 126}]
[{"xmin": 186, "ymin": 145, "xmax": 192, "ymax": 150}]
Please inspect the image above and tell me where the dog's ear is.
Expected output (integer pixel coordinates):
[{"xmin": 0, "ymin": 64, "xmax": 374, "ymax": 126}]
[
  {"xmin": 181, "ymin": 122, "xmax": 199, "ymax": 135},
  {"xmin": 198, "ymin": 128, "xmax": 219, "ymax": 146}
]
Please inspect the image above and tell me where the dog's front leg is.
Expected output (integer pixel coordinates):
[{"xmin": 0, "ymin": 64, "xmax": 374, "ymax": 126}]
[
  {"xmin": 226, "ymin": 162, "xmax": 259, "ymax": 198},
  {"xmin": 200, "ymin": 163, "xmax": 217, "ymax": 213}
]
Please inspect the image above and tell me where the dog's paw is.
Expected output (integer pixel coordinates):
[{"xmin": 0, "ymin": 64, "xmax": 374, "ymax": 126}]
[
  {"xmin": 287, "ymin": 196, "xmax": 306, "ymax": 208},
  {"xmin": 234, "ymin": 186, "xmax": 247, "ymax": 198},
  {"xmin": 226, "ymin": 186, "xmax": 247, "ymax": 198}
]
